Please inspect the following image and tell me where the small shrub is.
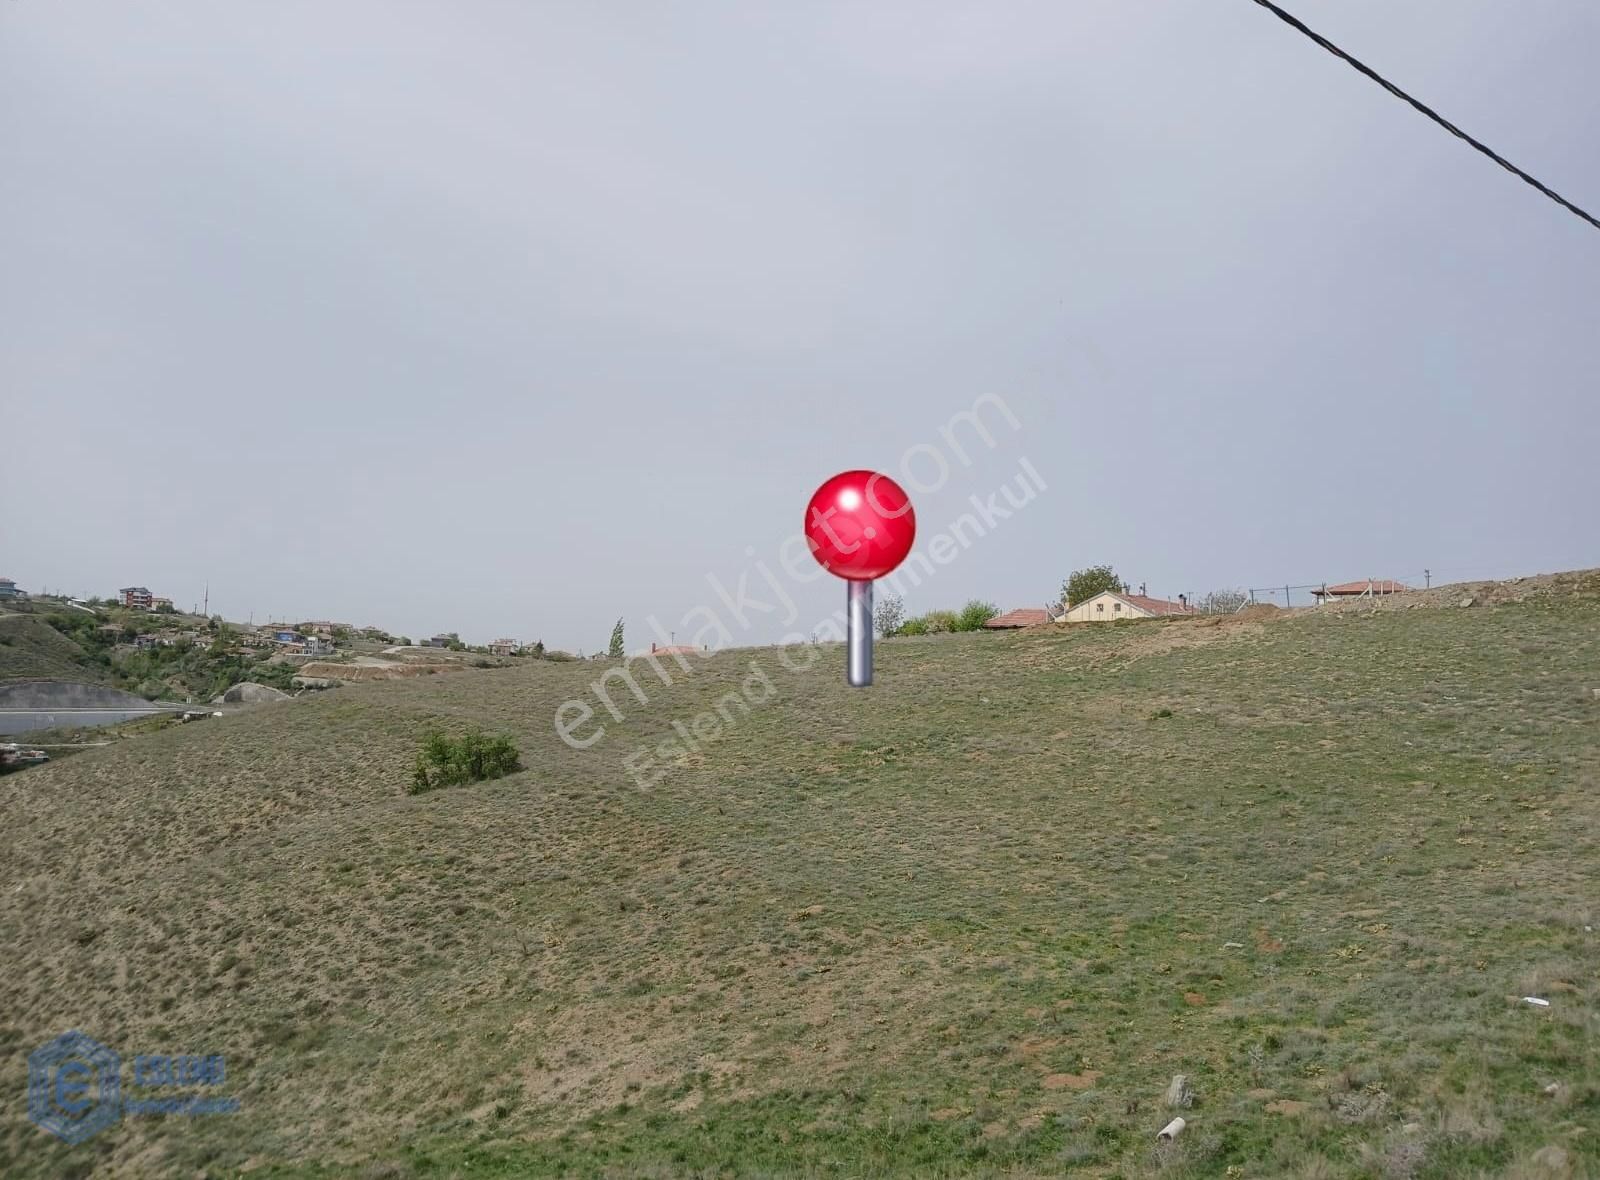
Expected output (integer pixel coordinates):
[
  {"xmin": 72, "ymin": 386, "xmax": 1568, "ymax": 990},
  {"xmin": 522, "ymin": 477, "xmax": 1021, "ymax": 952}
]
[
  {"xmin": 898, "ymin": 616, "xmax": 929, "ymax": 636},
  {"xmin": 410, "ymin": 729, "xmax": 522, "ymax": 795},
  {"xmin": 954, "ymin": 599, "xmax": 999, "ymax": 632}
]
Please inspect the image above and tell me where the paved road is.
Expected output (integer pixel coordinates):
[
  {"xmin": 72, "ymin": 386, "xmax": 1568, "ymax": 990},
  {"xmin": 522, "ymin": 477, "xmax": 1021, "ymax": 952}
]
[{"xmin": 0, "ymin": 706, "xmax": 189, "ymax": 736}]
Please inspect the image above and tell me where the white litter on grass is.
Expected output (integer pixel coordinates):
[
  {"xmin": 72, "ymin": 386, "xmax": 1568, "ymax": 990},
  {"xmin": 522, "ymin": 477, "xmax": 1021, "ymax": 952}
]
[
  {"xmin": 1157, "ymin": 1116, "xmax": 1186, "ymax": 1142},
  {"xmin": 1222, "ymin": 942, "xmax": 1244, "ymax": 950},
  {"xmin": 1522, "ymin": 996, "xmax": 1551, "ymax": 1007}
]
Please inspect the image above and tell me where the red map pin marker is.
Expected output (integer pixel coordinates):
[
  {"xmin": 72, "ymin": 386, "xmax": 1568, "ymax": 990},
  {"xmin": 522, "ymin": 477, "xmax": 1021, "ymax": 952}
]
[{"xmin": 804, "ymin": 470, "xmax": 917, "ymax": 686}]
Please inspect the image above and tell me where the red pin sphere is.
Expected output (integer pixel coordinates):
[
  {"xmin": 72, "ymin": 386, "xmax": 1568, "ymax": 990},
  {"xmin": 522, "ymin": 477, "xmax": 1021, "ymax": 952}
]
[
  {"xmin": 803, "ymin": 470, "xmax": 917, "ymax": 580},
  {"xmin": 804, "ymin": 470, "xmax": 916, "ymax": 687}
]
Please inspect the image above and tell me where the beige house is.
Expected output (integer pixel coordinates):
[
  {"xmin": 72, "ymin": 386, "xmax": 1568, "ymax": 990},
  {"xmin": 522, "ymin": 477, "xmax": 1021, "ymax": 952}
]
[{"xmin": 1062, "ymin": 590, "xmax": 1193, "ymax": 622}]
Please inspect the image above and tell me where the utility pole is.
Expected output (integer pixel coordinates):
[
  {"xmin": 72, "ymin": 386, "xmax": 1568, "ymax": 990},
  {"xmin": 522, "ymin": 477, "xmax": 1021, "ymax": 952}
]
[
  {"xmin": 203, "ymin": 582, "xmax": 209, "ymax": 617},
  {"xmin": 1424, "ymin": 569, "xmax": 1431, "ymax": 588}
]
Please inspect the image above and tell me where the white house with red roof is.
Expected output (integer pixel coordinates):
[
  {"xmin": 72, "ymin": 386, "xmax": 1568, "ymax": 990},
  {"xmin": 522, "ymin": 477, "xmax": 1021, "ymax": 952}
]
[{"xmin": 1062, "ymin": 589, "xmax": 1194, "ymax": 622}]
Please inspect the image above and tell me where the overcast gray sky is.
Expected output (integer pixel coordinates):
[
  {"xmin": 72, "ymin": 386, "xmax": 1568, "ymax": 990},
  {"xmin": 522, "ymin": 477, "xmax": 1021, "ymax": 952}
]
[{"xmin": 3, "ymin": 1, "xmax": 1596, "ymax": 651}]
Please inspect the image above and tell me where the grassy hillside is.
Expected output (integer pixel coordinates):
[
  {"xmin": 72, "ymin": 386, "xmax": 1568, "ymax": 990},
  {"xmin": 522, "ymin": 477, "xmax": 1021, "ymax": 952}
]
[
  {"xmin": 2, "ymin": 586, "xmax": 1598, "ymax": 1178},
  {"xmin": 0, "ymin": 613, "xmax": 112, "ymax": 684},
  {"xmin": 0, "ymin": 606, "xmax": 301, "ymax": 702}
]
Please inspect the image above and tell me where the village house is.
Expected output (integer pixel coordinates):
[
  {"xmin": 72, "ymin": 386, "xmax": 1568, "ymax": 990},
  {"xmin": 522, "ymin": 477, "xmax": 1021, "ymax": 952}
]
[
  {"xmin": 425, "ymin": 634, "xmax": 454, "ymax": 648},
  {"xmin": 119, "ymin": 586, "xmax": 154, "ymax": 609},
  {"xmin": 151, "ymin": 596, "xmax": 174, "ymax": 611},
  {"xmin": 641, "ymin": 642, "xmax": 702, "ymax": 657},
  {"xmin": 488, "ymin": 638, "xmax": 520, "ymax": 656},
  {"xmin": 153, "ymin": 630, "xmax": 204, "ymax": 648},
  {"xmin": 268, "ymin": 628, "xmax": 334, "ymax": 656},
  {"xmin": 1062, "ymin": 589, "xmax": 1194, "ymax": 622},
  {"xmin": 0, "ymin": 577, "xmax": 23, "ymax": 600},
  {"xmin": 1310, "ymin": 579, "xmax": 1409, "ymax": 604},
  {"xmin": 983, "ymin": 606, "xmax": 1062, "ymax": 630}
]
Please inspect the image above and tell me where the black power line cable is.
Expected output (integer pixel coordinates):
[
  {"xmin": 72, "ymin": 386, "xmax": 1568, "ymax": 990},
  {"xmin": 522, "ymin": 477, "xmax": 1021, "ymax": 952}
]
[{"xmin": 1249, "ymin": 0, "xmax": 1600, "ymax": 233}]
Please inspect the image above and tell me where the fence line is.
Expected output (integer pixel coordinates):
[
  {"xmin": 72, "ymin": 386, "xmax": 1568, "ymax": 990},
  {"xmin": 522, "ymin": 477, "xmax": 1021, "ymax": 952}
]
[
  {"xmin": 1223, "ymin": 566, "xmax": 1526, "ymax": 610},
  {"xmin": 1082, "ymin": 565, "xmax": 1537, "ymax": 616}
]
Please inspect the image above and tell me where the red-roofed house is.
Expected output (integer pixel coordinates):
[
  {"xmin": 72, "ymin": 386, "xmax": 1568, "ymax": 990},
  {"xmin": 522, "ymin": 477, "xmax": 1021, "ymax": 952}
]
[
  {"xmin": 643, "ymin": 642, "xmax": 703, "ymax": 657},
  {"xmin": 1063, "ymin": 590, "xmax": 1194, "ymax": 622},
  {"xmin": 1311, "ymin": 579, "xmax": 1409, "ymax": 603},
  {"xmin": 983, "ymin": 608, "xmax": 1054, "ymax": 629}
]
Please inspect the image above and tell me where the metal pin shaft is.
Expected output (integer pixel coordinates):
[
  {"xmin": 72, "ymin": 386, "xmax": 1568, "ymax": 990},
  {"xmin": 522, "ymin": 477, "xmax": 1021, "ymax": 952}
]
[{"xmin": 847, "ymin": 579, "xmax": 873, "ymax": 686}]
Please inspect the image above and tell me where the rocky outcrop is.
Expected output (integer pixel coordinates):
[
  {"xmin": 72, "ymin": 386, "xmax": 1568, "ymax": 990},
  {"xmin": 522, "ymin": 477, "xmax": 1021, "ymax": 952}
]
[
  {"xmin": 291, "ymin": 676, "xmax": 340, "ymax": 690},
  {"xmin": 216, "ymin": 682, "xmax": 291, "ymax": 704}
]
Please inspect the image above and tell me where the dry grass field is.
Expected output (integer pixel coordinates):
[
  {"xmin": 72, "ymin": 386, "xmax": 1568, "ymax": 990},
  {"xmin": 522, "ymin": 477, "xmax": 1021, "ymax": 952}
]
[{"xmin": 2, "ymin": 576, "xmax": 1598, "ymax": 1178}]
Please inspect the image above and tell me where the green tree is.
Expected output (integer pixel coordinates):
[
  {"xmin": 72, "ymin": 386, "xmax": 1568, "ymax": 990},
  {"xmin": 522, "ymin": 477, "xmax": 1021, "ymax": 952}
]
[
  {"xmin": 608, "ymin": 618, "xmax": 625, "ymax": 658},
  {"xmin": 955, "ymin": 600, "xmax": 999, "ymax": 631},
  {"xmin": 1063, "ymin": 564, "xmax": 1126, "ymax": 606}
]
